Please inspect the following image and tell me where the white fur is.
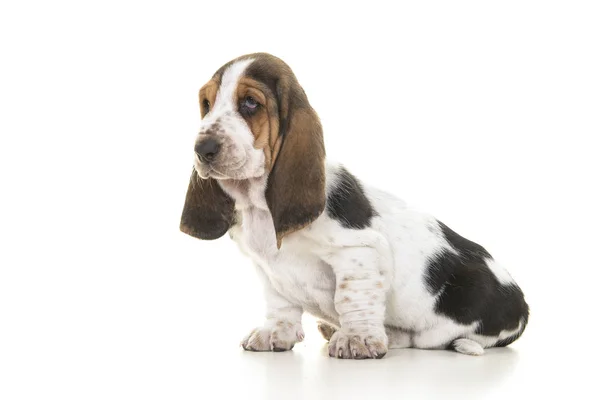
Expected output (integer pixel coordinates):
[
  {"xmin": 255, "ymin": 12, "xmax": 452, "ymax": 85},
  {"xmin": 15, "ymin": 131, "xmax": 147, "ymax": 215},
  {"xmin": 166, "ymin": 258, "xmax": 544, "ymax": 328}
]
[
  {"xmin": 486, "ymin": 258, "xmax": 516, "ymax": 285},
  {"xmin": 452, "ymin": 338, "xmax": 485, "ymax": 356}
]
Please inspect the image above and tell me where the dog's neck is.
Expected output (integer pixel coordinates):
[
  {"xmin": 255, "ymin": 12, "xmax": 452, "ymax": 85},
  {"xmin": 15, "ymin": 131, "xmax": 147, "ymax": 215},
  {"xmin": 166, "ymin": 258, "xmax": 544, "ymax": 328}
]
[
  {"xmin": 217, "ymin": 175, "xmax": 269, "ymax": 212},
  {"xmin": 220, "ymin": 174, "xmax": 279, "ymax": 257}
]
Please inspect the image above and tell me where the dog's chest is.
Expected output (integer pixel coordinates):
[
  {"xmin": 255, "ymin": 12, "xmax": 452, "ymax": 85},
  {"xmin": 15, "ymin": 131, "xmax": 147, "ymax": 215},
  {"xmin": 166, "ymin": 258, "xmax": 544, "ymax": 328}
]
[
  {"xmin": 235, "ymin": 208, "xmax": 279, "ymax": 260},
  {"xmin": 230, "ymin": 208, "xmax": 337, "ymax": 316}
]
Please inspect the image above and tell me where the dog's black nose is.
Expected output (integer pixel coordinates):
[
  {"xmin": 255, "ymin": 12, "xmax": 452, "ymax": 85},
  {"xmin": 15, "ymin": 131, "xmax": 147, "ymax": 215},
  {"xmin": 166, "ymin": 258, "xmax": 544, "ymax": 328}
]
[{"xmin": 195, "ymin": 138, "xmax": 220, "ymax": 163}]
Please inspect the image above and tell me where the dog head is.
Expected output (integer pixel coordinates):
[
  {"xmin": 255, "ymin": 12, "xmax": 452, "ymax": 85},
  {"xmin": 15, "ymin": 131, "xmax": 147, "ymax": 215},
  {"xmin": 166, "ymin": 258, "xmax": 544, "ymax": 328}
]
[{"xmin": 180, "ymin": 53, "xmax": 325, "ymax": 247}]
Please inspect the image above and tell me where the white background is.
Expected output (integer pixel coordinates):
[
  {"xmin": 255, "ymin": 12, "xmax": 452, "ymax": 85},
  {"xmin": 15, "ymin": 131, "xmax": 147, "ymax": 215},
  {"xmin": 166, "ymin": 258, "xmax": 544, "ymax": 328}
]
[{"xmin": 1, "ymin": 1, "xmax": 599, "ymax": 399}]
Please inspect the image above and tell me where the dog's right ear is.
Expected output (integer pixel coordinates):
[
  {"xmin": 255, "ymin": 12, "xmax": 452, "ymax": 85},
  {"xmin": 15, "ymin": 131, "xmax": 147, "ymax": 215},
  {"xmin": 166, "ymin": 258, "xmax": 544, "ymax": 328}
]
[{"xmin": 180, "ymin": 169, "xmax": 235, "ymax": 240}]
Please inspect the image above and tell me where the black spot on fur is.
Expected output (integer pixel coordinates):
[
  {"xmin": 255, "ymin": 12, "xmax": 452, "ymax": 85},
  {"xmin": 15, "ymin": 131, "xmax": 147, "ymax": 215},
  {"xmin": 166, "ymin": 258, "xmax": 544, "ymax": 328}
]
[
  {"xmin": 326, "ymin": 167, "xmax": 376, "ymax": 229},
  {"xmin": 425, "ymin": 221, "xmax": 529, "ymax": 346}
]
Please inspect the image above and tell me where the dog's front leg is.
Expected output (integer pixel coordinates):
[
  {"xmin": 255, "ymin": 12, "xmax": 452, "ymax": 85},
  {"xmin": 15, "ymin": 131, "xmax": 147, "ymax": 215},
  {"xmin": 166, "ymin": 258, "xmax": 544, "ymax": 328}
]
[
  {"xmin": 241, "ymin": 273, "xmax": 304, "ymax": 352},
  {"xmin": 327, "ymin": 246, "xmax": 390, "ymax": 359}
]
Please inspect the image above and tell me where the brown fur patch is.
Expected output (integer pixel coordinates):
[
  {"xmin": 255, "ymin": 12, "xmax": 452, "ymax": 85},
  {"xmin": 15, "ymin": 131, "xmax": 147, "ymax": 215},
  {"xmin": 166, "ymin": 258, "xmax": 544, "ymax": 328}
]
[
  {"xmin": 198, "ymin": 81, "xmax": 218, "ymax": 118},
  {"xmin": 235, "ymin": 78, "xmax": 281, "ymax": 170},
  {"xmin": 267, "ymin": 106, "xmax": 325, "ymax": 248}
]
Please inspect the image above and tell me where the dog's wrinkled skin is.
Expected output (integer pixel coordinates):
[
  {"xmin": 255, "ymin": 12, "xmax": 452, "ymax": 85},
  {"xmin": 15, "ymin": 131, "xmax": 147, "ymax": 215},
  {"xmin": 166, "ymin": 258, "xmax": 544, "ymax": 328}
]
[{"xmin": 180, "ymin": 53, "xmax": 529, "ymax": 359}]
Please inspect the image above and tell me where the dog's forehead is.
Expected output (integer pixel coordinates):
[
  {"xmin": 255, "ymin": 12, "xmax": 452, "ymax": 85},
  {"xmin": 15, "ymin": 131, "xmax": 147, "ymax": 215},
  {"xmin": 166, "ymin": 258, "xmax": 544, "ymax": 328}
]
[
  {"xmin": 212, "ymin": 53, "xmax": 289, "ymax": 97},
  {"xmin": 211, "ymin": 58, "xmax": 253, "ymax": 108},
  {"xmin": 199, "ymin": 59, "xmax": 252, "ymax": 122}
]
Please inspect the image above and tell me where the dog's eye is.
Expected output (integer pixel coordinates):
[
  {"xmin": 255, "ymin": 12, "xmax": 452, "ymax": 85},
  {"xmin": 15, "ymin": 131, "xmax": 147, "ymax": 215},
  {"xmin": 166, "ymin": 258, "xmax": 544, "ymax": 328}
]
[
  {"xmin": 242, "ymin": 96, "xmax": 259, "ymax": 110},
  {"xmin": 202, "ymin": 99, "xmax": 210, "ymax": 113}
]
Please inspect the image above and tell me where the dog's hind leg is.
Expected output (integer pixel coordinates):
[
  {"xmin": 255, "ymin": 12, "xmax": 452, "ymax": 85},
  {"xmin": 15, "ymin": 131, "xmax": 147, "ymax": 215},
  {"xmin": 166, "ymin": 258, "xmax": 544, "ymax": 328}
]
[{"xmin": 317, "ymin": 321, "xmax": 337, "ymax": 341}]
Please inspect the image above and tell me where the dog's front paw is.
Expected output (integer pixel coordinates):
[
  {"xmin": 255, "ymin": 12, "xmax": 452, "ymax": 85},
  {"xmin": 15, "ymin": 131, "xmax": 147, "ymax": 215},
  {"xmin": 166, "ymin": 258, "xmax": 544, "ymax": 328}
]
[
  {"xmin": 241, "ymin": 321, "xmax": 304, "ymax": 352},
  {"xmin": 328, "ymin": 329, "xmax": 388, "ymax": 359}
]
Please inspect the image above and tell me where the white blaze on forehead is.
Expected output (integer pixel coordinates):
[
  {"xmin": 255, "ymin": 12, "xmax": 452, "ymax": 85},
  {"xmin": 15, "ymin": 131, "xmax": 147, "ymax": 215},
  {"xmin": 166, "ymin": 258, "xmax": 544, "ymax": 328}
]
[{"xmin": 211, "ymin": 58, "xmax": 254, "ymax": 115}]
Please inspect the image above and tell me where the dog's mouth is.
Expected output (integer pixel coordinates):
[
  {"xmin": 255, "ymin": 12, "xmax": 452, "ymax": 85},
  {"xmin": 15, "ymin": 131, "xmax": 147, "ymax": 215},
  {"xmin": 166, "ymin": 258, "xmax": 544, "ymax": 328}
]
[
  {"xmin": 194, "ymin": 163, "xmax": 222, "ymax": 180},
  {"xmin": 205, "ymin": 167, "xmax": 230, "ymax": 180},
  {"xmin": 193, "ymin": 144, "xmax": 266, "ymax": 181},
  {"xmin": 194, "ymin": 159, "xmax": 249, "ymax": 180}
]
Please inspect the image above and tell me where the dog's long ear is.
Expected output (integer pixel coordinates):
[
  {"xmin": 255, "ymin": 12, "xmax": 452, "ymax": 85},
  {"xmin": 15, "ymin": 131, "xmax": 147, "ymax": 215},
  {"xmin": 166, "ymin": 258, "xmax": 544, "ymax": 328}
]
[
  {"xmin": 180, "ymin": 169, "xmax": 235, "ymax": 240},
  {"xmin": 266, "ymin": 78, "xmax": 326, "ymax": 248}
]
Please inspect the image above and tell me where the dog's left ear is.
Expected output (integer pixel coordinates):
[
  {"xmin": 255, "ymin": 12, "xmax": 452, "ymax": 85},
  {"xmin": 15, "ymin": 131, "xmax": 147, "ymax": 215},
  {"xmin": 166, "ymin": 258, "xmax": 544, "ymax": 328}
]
[
  {"xmin": 180, "ymin": 169, "xmax": 235, "ymax": 240},
  {"xmin": 265, "ymin": 79, "xmax": 326, "ymax": 248}
]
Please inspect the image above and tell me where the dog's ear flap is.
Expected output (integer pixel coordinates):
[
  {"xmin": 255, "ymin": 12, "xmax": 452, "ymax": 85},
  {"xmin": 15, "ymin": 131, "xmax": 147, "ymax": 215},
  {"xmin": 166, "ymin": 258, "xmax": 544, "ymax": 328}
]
[
  {"xmin": 265, "ymin": 79, "xmax": 326, "ymax": 248},
  {"xmin": 180, "ymin": 169, "xmax": 235, "ymax": 240}
]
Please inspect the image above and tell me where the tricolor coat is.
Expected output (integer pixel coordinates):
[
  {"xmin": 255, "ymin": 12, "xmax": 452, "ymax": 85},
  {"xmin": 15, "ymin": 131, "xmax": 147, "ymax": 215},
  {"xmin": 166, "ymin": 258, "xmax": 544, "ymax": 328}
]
[{"xmin": 180, "ymin": 53, "xmax": 529, "ymax": 359}]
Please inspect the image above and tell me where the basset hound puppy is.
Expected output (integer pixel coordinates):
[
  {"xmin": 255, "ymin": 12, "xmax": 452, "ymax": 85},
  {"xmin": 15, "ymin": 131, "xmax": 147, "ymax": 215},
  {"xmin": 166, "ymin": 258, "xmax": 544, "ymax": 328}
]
[{"xmin": 180, "ymin": 53, "xmax": 529, "ymax": 359}]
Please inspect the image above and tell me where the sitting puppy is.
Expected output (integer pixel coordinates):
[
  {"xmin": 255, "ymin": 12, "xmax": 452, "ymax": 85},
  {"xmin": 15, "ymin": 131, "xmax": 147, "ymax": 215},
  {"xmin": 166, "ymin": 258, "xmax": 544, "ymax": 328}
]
[{"xmin": 180, "ymin": 53, "xmax": 529, "ymax": 359}]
